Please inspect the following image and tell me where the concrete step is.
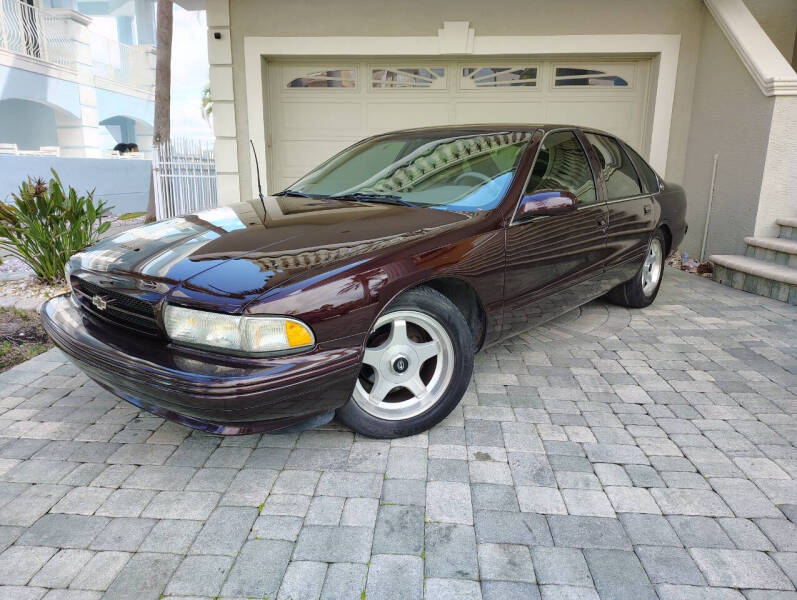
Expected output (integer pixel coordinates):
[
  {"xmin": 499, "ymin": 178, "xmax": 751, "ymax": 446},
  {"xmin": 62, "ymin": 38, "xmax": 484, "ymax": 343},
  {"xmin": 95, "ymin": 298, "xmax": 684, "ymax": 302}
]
[
  {"xmin": 710, "ymin": 254, "xmax": 797, "ymax": 304},
  {"xmin": 777, "ymin": 217, "xmax": 797, "ymax": 241},
  {"xmin": 744, "ymin": 236, "xmax": 797, "ymax": 267}
]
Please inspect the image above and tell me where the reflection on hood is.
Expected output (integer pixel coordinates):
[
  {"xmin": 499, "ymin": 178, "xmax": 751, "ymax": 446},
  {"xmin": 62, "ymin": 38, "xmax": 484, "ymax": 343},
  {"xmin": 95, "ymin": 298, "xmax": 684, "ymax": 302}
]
[{"xmin": 68, "ymin": 197, "xmax": 470, "ymax": 300}]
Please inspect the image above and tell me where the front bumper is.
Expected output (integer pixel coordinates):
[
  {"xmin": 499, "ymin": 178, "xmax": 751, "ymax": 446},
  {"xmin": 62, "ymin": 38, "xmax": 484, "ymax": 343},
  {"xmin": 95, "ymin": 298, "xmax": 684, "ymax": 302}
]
[{"xmin": 41, "ymin": 294, "xmax": 362, "ymax": 434}]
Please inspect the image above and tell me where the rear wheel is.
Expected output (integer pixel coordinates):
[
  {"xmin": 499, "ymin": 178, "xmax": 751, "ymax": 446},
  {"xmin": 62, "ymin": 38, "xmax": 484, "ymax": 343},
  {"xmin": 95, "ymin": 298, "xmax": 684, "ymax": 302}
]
[
  {"xmin": 606, "ymin": 229, "xmax": 666, "ymax": 308},
  {"xmin": 337, "ymin": 286, "xmax": 473, "ymax": 438}
]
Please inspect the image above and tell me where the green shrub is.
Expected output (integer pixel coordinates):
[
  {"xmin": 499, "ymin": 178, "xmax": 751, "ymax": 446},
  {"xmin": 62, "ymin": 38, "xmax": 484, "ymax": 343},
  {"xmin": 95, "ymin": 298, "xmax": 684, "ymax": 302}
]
[{"xmin": 0, "ymin": 169, "xmax": 112, "ymax": 284}]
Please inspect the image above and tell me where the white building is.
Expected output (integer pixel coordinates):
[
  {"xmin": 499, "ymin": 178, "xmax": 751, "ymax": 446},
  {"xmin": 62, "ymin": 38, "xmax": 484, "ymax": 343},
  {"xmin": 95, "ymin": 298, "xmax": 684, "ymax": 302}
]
[{"xmin": 0, "ymin": 0, "xmax": 155, "ymax": 157}]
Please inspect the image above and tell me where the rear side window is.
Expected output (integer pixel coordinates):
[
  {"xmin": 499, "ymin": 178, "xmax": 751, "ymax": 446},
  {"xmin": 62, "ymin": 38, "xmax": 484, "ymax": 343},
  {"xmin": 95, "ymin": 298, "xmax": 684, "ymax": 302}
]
[
  {"xmin": 622, "ymin": 143, "xmax": 660, "ymax": 194},
  {"xmin": 526, "ymin": 131, "xmax": 597, "ymax": 206},
  {"xmin": 585, "ymin": 133, "xmax": 642, "ymax": 200}
]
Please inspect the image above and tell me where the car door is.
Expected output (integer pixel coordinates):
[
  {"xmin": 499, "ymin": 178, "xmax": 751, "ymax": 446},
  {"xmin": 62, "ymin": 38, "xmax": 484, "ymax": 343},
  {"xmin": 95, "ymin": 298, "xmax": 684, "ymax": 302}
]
[
  {"xmin": 502, "ymin": 130, "xmax": 610, "ymax": 336},
  {"xmin": 582, "ymin": 132, "xmax": 657, "ymax": 289}
]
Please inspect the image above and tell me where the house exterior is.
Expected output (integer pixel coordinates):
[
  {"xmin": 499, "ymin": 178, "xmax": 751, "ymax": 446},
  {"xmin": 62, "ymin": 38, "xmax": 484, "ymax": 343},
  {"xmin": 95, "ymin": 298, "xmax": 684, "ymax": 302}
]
[
  {"xmin": 183, "ymin": 0, "xmax": 797, "ymax": 280},
  {"xmin": 0, "ymin": 0, "xmax": 155, "ymax": 157}
]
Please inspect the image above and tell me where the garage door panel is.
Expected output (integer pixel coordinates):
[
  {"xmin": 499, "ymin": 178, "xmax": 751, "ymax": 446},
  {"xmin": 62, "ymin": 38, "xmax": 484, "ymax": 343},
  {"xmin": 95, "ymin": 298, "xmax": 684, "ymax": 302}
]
[
  {"xmin": 279, "ymin": 139, "xmax": 351, "ymax": 169},
  {"xmin": 267, "ymin": 58, "xmax": 652, "ymax": 190},
  {"xmin": 454, "ymin": 100, "xmax": 545, "ymax": 124},
  {"xmin": 277, "ymin": 176, "xmax": 299, "ymax": 190},
  {"xmin": 545, "ymin": 100, "xmax": 641, "ymax": 144},
  {"xmin": 365, "ymin": 102, "xmax": 451, "ymax": 132},
  {"xmin": 280, "ymin": 101, "xmax": 362, "ymax": 132}
]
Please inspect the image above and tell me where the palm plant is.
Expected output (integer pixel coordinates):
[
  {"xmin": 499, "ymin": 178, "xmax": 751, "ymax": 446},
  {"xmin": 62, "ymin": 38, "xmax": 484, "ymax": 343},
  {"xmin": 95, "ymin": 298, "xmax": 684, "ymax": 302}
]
[
  {"xmin": 0, "ymin": 170, "xmax": 112, "ymax": 283},
  {"xmin": 201, "ymin": 84, "xmax": 213, "ymax": 122}
]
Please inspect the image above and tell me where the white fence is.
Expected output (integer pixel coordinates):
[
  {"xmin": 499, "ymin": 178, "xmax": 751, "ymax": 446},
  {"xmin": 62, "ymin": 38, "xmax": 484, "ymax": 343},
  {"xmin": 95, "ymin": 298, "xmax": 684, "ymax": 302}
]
[
  {"xmin": 152, "ymin": 138, "xmax": 217, "ymax": 220},
  {"xmin": 0, "ymin": 0, "xmax": 75, "ymax": 67}
]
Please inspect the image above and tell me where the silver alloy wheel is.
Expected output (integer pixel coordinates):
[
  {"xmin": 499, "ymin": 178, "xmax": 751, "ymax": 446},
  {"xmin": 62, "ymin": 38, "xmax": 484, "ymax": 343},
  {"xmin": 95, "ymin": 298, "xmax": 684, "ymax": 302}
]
[
  {"xmin": 352, "ymin": 310, "xmax": 455, "ymax": 420},
  {"xmin": 642, "ymin": 237, "xmax": 664, "ymax": 296}
]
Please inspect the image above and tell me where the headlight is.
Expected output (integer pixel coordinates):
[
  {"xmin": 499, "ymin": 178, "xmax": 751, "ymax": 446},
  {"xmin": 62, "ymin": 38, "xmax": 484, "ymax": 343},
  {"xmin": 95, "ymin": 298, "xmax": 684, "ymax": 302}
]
[{"xmin": 163, "ymin": 305, "xmax": 315, "ymax": 354}]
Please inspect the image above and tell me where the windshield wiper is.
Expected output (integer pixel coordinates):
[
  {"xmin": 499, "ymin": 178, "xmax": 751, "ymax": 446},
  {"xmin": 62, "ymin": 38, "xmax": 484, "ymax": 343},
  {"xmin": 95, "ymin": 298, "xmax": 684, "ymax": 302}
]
[
  {"xmin": 274, "ymin": 189, "xmax": 316, "ymax": 198},
  {"xmin": 330, "ymin": 192, "xmax": 417, "ymax": 207}
]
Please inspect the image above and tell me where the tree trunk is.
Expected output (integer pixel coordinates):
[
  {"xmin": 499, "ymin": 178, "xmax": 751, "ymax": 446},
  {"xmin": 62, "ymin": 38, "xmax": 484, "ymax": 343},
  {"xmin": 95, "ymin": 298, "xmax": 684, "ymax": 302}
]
[{"xmin": 145, "ymin": 0, "xmax": 173, "ymax": 223}]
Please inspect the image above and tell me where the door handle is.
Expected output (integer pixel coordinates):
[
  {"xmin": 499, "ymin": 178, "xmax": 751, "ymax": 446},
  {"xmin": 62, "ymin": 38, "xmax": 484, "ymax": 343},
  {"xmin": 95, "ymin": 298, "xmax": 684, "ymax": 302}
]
[
  {"xmin": 644, "ymin": 205, "xmax": 651, "ymax": 215},
  {"xmin": 597, "ymin": 218, "xmax": 607, "ymax": 229}
]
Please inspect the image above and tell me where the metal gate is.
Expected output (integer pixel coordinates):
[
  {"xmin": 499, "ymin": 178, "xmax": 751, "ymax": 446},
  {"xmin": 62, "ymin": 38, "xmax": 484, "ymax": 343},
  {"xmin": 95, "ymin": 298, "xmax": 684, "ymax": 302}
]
[{"xmin": 152, "ymin": 138, "xmax": 217, "ymax": 220}]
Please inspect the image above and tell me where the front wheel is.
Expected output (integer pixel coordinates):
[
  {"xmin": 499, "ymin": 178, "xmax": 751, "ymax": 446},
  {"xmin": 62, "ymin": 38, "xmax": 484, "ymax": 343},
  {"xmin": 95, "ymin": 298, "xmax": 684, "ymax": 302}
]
[
  {"xmin": 606, "ymin": 229, "xmax": 666, "ymax": 308},
  {"xmin": 337, "ymin": 286, "xmax": 473, "ymax": 438}
]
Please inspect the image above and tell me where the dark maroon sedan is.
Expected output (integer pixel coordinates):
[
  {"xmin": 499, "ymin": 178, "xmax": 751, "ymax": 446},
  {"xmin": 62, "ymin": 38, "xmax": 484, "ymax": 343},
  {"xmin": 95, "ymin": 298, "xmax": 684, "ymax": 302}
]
[{"xmin": 41, "ymin": 125, "xmax": 687, "ymax": 438}]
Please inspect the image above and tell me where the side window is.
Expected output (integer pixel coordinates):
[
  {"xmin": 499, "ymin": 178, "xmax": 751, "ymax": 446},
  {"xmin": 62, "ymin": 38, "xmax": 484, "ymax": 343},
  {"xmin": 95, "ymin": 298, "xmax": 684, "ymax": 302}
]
[
  {"xmin": 525, "ymin": 131, "xmax": 597, "ymax": 206},
  {"xmin": 584, "ymin": 133, "xmax": 642, "ymax": 200},
  {"xmin": 622, "ymin": 142, "xmax": 660, "ymax": 194}
]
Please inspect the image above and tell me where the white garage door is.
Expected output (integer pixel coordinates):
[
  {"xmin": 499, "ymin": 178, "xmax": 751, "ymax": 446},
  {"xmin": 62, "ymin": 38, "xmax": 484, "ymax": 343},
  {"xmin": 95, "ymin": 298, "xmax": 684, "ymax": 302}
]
[{"xmin": 265, "ymin": 59, "xmax": 652, "ymax": 192}]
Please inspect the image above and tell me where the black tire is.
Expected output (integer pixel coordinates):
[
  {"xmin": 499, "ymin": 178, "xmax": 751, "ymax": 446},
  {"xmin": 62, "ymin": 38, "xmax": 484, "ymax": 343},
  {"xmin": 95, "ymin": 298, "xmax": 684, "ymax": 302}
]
[
  {"xmin": 337, "ymin": 286, "xmax": 474, "ymax": 438},
  {"xmin": 606, "ymin": 229, "xmax": 667, "ymax": 308}
]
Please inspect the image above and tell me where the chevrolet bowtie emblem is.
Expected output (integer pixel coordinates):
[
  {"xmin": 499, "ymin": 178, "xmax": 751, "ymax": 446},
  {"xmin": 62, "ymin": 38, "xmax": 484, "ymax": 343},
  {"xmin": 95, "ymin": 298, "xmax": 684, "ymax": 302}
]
[{"xmin": 91, "ymin": 295, "xmax": 107, "ymax": 310}]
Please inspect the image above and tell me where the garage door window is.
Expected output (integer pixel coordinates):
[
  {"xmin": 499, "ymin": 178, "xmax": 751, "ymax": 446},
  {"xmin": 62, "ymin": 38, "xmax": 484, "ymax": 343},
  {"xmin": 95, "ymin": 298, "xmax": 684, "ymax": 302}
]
[
  {"xmin": 554, "ymin": 67, "xmax": 628, "ymax": 87},
  {"xmin": 288, "ymin": 69, "xmax": 357, "ymax": 88},
  {"xmin": 585, "ymin": 133, "xmax": 642, "ymax": 200},
  {"xmin": 371, "ymin": 67, "xmax": 445, "ymax": 89},
  {"xmin": 461, "ymin": 66, "xmax": 537, "ymax": 88}
]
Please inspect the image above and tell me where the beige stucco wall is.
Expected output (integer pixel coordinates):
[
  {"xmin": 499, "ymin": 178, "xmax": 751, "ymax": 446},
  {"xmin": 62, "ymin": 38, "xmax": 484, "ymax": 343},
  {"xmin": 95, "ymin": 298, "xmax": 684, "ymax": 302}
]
[
  {"xmin": 681, "ymin": 7, "xmax": 775, "ymax": 258},
  {"xmin": 744, "ymin": 0, "xmax": 797, "ymax": 66},
  {"xmin": 224, "ymin": 0, "xmax": 705, "ymax": 204}
]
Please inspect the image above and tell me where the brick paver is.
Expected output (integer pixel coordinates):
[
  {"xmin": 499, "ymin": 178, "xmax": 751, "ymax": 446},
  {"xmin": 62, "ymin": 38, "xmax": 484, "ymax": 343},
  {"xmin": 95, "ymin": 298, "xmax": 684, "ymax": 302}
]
[{"xmin": 0, "ymin": 268, "xmax": 796, "ymax": 599}]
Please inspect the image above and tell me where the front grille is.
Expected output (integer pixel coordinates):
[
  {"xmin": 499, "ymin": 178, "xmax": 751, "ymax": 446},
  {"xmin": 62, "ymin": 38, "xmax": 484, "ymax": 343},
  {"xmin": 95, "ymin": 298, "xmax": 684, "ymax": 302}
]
[{"xmin": 71, "ymin": 277, "xmax": 162, "ymax": 336}]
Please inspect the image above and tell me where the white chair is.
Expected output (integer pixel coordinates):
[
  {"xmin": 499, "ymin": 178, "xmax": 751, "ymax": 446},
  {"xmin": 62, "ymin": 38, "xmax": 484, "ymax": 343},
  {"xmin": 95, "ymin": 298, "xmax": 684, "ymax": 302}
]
[{"xmin": 0, "ymin": 143, "xmax": 18, "ymax": 155}]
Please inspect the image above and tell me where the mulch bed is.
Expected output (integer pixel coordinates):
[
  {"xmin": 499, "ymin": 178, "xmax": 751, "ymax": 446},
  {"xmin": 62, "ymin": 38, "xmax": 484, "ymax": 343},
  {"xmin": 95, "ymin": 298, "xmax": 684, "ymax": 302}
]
[{"xmin": 0, "ymin": 307, "xmax": 52, "ymax": 373}]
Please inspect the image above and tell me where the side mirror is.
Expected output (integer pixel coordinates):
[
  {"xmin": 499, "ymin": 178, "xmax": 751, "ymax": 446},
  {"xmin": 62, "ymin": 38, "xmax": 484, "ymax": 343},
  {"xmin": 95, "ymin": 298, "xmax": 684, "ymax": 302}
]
[{"xmin": 516, "ymin": 190, "xmax": 577, "ymax": 221}]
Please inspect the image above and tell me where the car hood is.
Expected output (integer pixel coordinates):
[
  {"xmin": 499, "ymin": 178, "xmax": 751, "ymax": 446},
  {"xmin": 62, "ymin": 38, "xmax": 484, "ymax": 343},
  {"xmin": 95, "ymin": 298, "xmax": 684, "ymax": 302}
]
[{"xmin": 69, "ymin": 196, "xmax": 471, "ymax": 301}]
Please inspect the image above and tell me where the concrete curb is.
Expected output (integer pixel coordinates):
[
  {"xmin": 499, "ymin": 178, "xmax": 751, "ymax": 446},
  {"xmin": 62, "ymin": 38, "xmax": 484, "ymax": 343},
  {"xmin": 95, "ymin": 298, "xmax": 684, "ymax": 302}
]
[
  {"xmin": 0, "ymin": 295, "xmax": 46, "ymax": 311},
  {"xmin": 0, "ymin": 271, "xmax": 32, "ymax": 281}
]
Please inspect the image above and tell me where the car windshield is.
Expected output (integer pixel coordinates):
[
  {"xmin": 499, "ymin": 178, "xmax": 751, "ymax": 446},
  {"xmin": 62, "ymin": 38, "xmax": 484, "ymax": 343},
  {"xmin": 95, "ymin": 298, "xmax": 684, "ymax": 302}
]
[{"xmin": 285, "ymin": 131, "xmax": 533, "ymax": 211}]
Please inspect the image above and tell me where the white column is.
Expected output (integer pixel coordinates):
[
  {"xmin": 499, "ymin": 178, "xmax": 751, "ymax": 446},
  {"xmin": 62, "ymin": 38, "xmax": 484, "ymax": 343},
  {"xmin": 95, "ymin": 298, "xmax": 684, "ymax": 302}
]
[
  {"xmin": 206, "ymin": 0, "xmax": 239, "ymax": 205},
  {"xmin": 55, "ymin": 110, "xmax": 87, "ymax": 156},
  {"xmin": 51, "ymin": 9, "xmax": 101, "ymax": 157},
  {"xmin": 136, "ymin": 122, "xmax": 154, "ymax": 154},
  {"xmin": 134, "ymin": 0, "xmax": 155, "ymax": 46},
  {"xmin": 753, "ymin": 95, "xmax": 797, "ymax": 238}
]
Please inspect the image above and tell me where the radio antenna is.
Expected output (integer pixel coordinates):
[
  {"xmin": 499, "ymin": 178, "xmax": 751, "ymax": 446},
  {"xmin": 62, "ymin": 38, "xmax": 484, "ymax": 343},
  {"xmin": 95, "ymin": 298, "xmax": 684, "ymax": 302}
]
[{"xmin": 250, "ymin": 139, "xmax": 266, "ymax": 214}]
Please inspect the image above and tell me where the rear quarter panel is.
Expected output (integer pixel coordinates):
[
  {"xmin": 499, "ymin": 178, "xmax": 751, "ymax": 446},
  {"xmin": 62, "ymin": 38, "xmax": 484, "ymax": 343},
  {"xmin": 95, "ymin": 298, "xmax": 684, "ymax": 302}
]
[{"xmin": 656, "ymin": 181, "xmax": 688, "ymax": 252}]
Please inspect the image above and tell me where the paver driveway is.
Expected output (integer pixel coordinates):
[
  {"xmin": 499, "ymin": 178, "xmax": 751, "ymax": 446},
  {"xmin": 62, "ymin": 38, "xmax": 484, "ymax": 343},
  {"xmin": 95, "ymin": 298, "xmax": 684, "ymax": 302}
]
[{"xmin": 0, "ymin": 268, "xmax": 796, "ymax": 600}]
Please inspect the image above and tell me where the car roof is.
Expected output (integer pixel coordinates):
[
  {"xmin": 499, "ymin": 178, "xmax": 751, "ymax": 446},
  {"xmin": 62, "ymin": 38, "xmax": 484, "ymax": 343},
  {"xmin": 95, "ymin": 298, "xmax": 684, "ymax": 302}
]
[{"xmin": 371, "ymin": 123, "xmax": 617, "ymax": 138}]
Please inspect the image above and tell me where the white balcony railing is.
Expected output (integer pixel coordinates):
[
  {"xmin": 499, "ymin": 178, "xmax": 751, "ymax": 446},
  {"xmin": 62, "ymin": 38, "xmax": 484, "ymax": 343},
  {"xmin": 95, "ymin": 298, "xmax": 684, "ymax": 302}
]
[
  {"xmin": 90, "ymin": 32, "xmax": 153, "ymax": 90},
  {"xmin": 0, "ymin": 0, "xmax": 153, "ymax": 89},
  {"xmin": 0, "ymin": 0, "xmax": 75, "ymax": 67}
]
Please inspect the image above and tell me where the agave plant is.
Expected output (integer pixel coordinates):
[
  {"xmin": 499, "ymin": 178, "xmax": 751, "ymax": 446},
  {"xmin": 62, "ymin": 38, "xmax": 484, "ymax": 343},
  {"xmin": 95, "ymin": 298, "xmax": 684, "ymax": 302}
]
[{"xmin": 0, "ymin": 169, "xmax": 112, "ymax": 284}]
